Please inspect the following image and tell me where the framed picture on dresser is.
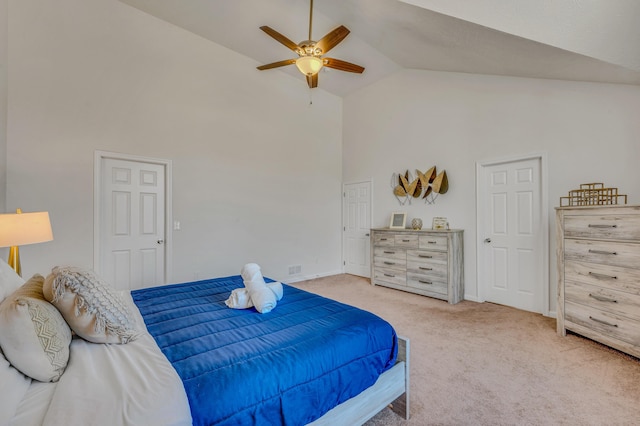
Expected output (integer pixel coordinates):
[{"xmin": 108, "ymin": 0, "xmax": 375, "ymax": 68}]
[
  {"xmin": 432, "ymin": 217, "xmax": 448, "ymax": 230},
  {"xmin": 389, "ymin": 212, "xmax": 407, "ymax": 229}
]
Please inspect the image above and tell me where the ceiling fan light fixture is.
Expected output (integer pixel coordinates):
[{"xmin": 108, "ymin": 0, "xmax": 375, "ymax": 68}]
[
  {"xmin": 257, "ymin": 0, "xmax": 363, "ymax": 89},
  {"xmin": 295, "ymin": 56, "xmax": 323, "ymax": 76}
]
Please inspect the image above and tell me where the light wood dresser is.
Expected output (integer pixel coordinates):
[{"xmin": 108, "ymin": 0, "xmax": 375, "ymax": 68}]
[
  {"xmin": 370, "ymin": 228, "xmax": 464, "ymax": 304},
  {"xmin": 556, "ymin": 205, "xmax": 640, "ymax": 358}
]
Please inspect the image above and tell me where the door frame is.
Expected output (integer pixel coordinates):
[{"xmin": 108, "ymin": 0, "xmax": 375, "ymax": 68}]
[
  {"xmin": 342, "ymin": 178, "xmax": 373, "ymax": 276},
  {"xmin": 475, "ymin": 152, "xmax": 549, "ymax": 316},
  {"xmin": 93, "ymin": 150, "xmax": 173, "ymax": 284}
]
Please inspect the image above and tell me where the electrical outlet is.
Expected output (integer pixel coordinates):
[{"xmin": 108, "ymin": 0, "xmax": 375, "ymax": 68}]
[{"xmin": 288, "ymin": 265, "xmax": 302, "ymax": 275}]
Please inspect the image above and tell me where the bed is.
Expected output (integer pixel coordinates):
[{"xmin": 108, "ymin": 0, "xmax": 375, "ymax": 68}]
[{"xmin": 1, "ymin": 262, "xmax": 409, "ymax": 425}]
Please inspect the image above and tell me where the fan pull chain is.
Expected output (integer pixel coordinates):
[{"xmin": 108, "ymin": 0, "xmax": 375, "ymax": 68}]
[
  {"xmin": 308, "ymin": 0, "xmax": 314, "ymax": 40},
  {"xmin": 308, "ymin": 87, "xmax": 313, "ymax": 106}
]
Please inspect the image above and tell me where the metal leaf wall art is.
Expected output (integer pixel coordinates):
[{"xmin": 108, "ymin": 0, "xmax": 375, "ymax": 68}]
[{"xmin": 391, "ymin": 167, "xmax": 448, "ymax": 205}]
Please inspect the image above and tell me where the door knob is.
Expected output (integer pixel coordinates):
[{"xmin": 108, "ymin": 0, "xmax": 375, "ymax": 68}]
[
  {"xmin": 157, "ymin": 239, "xmax": 164, "ymax": 244},
  {"xmin": 484, "ymin": 238, "xmax": 491, "ymax": 243}
]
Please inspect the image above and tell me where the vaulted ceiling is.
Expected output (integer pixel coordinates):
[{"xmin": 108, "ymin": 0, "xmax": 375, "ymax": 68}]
[{"xmin": 119, "ymin": 0, "xmax": 640, "ymax": 97}]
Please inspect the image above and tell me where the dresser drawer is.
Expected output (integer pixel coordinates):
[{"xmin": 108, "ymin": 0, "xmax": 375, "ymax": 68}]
[
  {"xmin": 565, "ymin": 281, "xmax": 640, "ymax": 323},
  {"xmin": 373, "ymin": 247, "xmax": 406, "ymax": 262},
  {"xmin": 565, "ymin": 301, "xmax": 640, "ymax": 347},
  {"xmin": 373, "ymin": 255, "xmax": 406, "ymax": 270},
  {"xmin": 563, "ymin": 239, "xmax": 640, "ymax": 269},
  {"xmin": 564, "ymin": 215, "xmax": 640, "ymax": 241},
  {"xmin": 418, "ymin": 235, "xmax": 448, "ymax": 252},
  {"xmin": 374, "ymin": 233, "xmax": 395, "ymax": 246},
  {"xmin": 564, "ymin": 260, "xmax": 640, "ymax": 295},
  {"xmin": 394, "ymin": 234, "xmax": 419, "ymax": 248},
  {"xmin": 406, "ymin": 249, "xmax": 447, "ymax": 264},
  {"xmin": 373, "ymin": 268, "xmax": 406, "ymax": 287},
  {"xmin": 406, "ymin": 261, "xmax": 447, "ymax": 279},
  {"xmin": 407, "ymin": 272, "xmax": 447, "ymax": 296}
]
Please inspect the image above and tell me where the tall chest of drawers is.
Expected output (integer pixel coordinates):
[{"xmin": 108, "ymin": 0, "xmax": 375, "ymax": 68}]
[
  {"xmin": 556, "ymin": 205, "xmax": 640, "ymax": 358},
  {"xmin": 370, "ymin": 228, "xmax": 464, "ymax": 304}
]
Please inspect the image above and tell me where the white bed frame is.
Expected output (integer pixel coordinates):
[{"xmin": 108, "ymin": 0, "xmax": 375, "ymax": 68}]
[{"xmin": 309, "ymin": 336, "xmax": 410, "ymax": 425}]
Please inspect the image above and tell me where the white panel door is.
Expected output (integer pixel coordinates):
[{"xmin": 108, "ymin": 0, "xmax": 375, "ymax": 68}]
[
  {"xmin": 343, "ymin": 181, "xmax": 372, "ymax": 277},
  {"xmin": 478, "ymin": 157, "xmax": 543, "ymax": 313},
  {"xmin": 100, "ymin": 158, "xmax": 165, "ymax": 290}
]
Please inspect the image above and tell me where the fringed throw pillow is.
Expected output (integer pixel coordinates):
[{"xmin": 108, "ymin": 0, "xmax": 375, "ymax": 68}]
[{"xmin": 43, "ymin": 267, "xmax": 140, "ymax": 344}]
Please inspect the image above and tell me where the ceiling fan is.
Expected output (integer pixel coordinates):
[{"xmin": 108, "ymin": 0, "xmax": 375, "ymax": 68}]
[{"xmin": 257, "ymin": 0, "xmax": 365, "ymax": 89}]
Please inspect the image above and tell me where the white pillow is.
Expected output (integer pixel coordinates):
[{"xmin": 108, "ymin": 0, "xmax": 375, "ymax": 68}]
[
  {"xmin": 0, "ymin": 258, "xmax": 25, "ymax": 302},
  {"xmin": 43, "ymin": 266, "xmax": 140, "ymax": 344},
  {"xmin": 0, "ymin": 274, "xmax": 72, "ymax": 382}
]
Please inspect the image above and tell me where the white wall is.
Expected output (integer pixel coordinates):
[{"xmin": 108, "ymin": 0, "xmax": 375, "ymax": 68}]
[
  {"xmin": 343, "ymin": 69, "xmax": 640, "ymax": 313},
  {"xmin": 6, "ymin": 0, "xmax": 343, "ymax": 283},
  {"xmin": 0, "ymin": 0, "xmax": 7, "ymax": 215}
]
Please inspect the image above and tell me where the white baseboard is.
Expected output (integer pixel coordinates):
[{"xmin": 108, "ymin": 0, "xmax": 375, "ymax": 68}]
[{"xmin": 278, "ymin": 269, "xmax": 345, "ymax": 284}]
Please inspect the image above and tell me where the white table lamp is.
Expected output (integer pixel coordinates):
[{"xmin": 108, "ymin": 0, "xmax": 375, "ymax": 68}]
[{"xmin": 0, "ymin": 209, "xmax": 54, "ymax": 276}]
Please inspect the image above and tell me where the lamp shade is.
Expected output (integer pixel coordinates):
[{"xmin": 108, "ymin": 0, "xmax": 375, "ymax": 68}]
[
  {"xmin": 0, "ymin": 211, "xmax": 54, "ymax": 247},
  {"xmin": 295, "ymin": 56, "xmax": 323, "ymax": 76}
]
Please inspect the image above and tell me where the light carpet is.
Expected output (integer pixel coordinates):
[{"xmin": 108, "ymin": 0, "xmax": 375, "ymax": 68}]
[{"xmin": 291, "ymin": 274, "xmax": 640, "ymax": 426}]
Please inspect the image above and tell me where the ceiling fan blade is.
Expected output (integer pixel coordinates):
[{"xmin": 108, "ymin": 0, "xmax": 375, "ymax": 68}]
[
  {"xmin": 260, "ymin": 26, "xmax": 300, "ymax": 53},
  {"xmin": 323, "ymin": 58, "xmax": 365, "ymax": 73},
  {"xmin": 306, "ymin": 73, "xmax": 318, "ymax": 88},
  {"xmin": 315, "ymin": 25, "xmax": 350, "ymax": 55},
  {"xmin": 257, "ymin": 59, "xmax": 297, "ymax": 70}
]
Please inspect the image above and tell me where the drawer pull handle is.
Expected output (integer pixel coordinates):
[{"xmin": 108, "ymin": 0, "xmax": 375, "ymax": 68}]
[
  {"xmin": 380, "ymin": 238, "xmax": 388, "ymax": 241},
  {"xmin": 588, "ymin": 272, "xmax": 617, "ymax": 280},
  {"xmin": 383, "ymin": 273, "xmax": 395, "ymax": 278},
  {"xmin": 419, "ymin": 255, "xmax": 433, "ymax": 259},
  {"xmin": 402, "ymin": 239, "xmax": 411, "ymax": 242},
  {"xmin": 588, "ymin": 249, "xmax": 617, "ymax": 255},
  {"xmin": 588, "ymin": 224, "xmax": 617, "ymax": 228},
  {"xmin": 419, "ymin": 267, "xmax": 433, "ymax": 271},
  {"xmin": 589, "ymin": 293, "xmax": 618, "ymax": 303},
  {"xmin": 419, "ymin": 280, "xmax": 433, "ymax": 285},
  {"xmin": 384, "ymin": 261, "xmax": 395, "ymax": 265},
  {"xmin": 589, "ymin": 316, "xmax": 618, "ymax": 328},
  {"xmin": 383, "ymin": 251, "xmax": 395, "ymax": 254},
  {"xmin": 427, "ymin": 241, "xmax": 437, "ymax": 244}
]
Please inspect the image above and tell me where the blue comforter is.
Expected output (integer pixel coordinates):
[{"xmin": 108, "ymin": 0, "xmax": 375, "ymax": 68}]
[{"xmin": 132, "ymin": 276, "xmax": 398, "ymax": 426}]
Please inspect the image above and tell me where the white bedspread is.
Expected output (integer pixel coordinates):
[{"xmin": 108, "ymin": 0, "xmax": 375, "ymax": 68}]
[{"xmin": 8, "ymin": 292, "xmax": 192, "ymax": 426}]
